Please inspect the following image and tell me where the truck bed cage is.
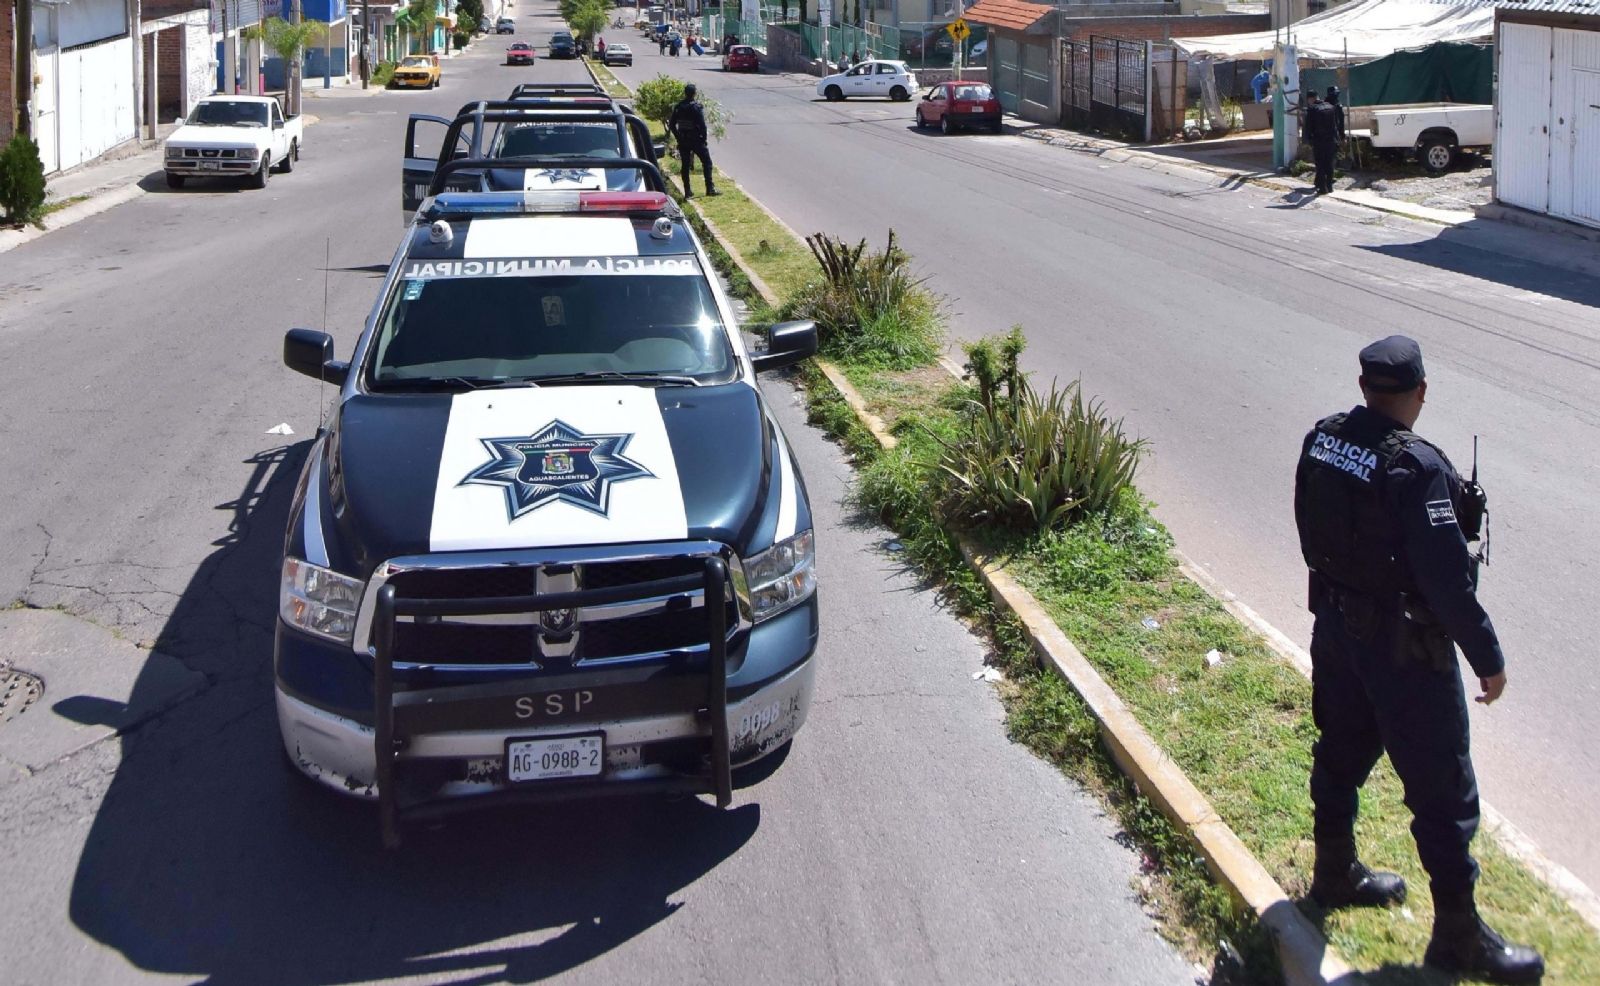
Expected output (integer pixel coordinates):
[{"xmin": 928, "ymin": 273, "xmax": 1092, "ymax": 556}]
[
  {"xmin": 434, "ymin": 104, "xmax": 656, "ymax": 172},
  {"xmin": 508, "ymin": 82, "xmax": 608, "ymax": 99},
  {"xmin": 427, "ymin": 153, "xmax": 669, "ymax": 198},
  {"xmin": 372, "ymin": 558, "xmax": 734, "ymax": 848}
]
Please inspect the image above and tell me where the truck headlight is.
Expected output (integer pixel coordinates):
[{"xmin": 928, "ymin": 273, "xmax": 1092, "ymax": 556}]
[
  {"xmin": 165, "ymin": 146, "xmax": 185, "ymax": 159},
  {"xmin": 741, "ymin": 530, "xmax": 816, "ymax": 623},
  {"xmin": 280, "ymin": 557, "xmax": 364, "ymax": 643}
]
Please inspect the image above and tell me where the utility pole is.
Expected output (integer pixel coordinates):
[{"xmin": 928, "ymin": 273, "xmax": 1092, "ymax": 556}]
[
  {"xmin": 361, "ymin": 0, "xmax": 370, "ymax": 88},
  {"xmin": 290, "ymin": 0, "xmax": 303, "ymax": 115},
  {"xmin": 323, "ymin": 1, "xmax": 332, "ymax": 89},
  {"xmin": 16, "ymin": 0, "xmax": 35, "ymax": 137}
]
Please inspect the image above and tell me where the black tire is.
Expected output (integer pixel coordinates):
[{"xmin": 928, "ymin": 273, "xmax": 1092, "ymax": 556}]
[
  {"xmin": 276, "ymin": 140, "xmax": 296, "ymax": 173},
  {"xmin": 824, "ymin": 84, "xmax": 843, "ymax": 101},
  {"xmin": 1418, "ymin": 137, "xmax": 1454, "ymax": 173},
  {"xmin": 165, "ymin": 172, "xmax": 185, "ymax": 189},
  {"xmin": 890, "ymin": 85, "xmax": 908, "ymax": 101},
  {"xmin": 250, "ymin": 152, "xmax": 270, "ymax": 189},
  {"xmin": 915, "ymin": 110, "xmax": 926, "ymax": 129},
  {"xmin": 990, "ymin": 119, "xmax": 1003, "ymax": 134},
  {"xmin": 941, "ymin": 113, "xmax": 954, "ymax": 135}
]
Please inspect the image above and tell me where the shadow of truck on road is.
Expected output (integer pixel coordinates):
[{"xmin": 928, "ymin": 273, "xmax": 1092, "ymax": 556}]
[{"xmin": 67, "ymin": 440, "xmax": 759, "ymax": 985}]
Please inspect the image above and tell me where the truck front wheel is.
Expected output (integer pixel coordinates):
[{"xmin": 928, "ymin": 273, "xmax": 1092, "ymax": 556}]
[
  {"xmin": 165, "ymin": 172, "xmax": 185, "ymax": 189},
  {"xmin": 250, "ymin": 152, "xmax": 271, "ymax": 189},
  {"xmin": 1418, "ymin": 137, "xmax": 1454, "ymax": 173}
]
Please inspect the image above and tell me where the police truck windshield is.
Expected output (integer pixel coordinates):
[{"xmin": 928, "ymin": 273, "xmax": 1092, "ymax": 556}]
[
  {"xmin": 495, "ymin": 123, "xmax": 624, "ymax": 158},
  {"xmin": 368, "ymin": 260, "xmax": 736, "ymax": 388}
]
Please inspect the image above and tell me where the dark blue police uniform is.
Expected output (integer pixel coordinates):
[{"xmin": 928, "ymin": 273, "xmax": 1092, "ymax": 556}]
[{"xmin": 1294, "ymin": 335, "xmax": 1542, "ymax": 983}]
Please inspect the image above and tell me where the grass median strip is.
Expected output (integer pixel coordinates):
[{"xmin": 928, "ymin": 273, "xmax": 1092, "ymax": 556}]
[{"xmin": 589, "ymin": 60, "xmax": 1600, "ymax": 983}]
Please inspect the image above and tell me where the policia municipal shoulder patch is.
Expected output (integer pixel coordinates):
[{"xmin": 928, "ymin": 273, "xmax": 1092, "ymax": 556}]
[
  {"xmin": 1426, "ymin": 499, "xmax": 1458, "ymax": 527},
  {"xmin": 459, "ymin": 419, "xmax": 653, "ymax": 520}
]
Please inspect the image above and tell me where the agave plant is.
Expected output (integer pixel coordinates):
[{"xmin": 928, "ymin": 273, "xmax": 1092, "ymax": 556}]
[{"xmin": 935, "ymin": 331, "xmax": 1146, "ymax": 535}]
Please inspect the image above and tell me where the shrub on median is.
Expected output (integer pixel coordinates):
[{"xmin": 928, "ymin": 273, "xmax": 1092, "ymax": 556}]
[
  {"xmin": 936, "ymin": 328, "xmax": 1147, "ymax": 536},
  {"xmin": 633, "ymin": 75, "xmax": 731, "ymax": 142},
  {"xmin": 781, "ymin": 231, "xmax": 944, "ymax": 370}
]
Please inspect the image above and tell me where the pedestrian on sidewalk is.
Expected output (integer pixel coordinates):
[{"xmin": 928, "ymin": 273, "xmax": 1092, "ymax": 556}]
[
  {"xmin": 668, "ymin": 83, "xmax": 720, "ymax": 198},
  {"xmin": 1301, "ymin": 89, "xmax": 1339, "ymax": 194},
  {"xmin": 1327, "ymin": 85, "xmax": 1350, "ymax": 167},
  {"xmin": 1293, "ymin": 336, "xmax": 1544, "ymax": 986}
]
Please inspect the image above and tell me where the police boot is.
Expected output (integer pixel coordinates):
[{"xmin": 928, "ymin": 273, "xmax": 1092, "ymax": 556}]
[
  {"xmin": 1309, "ymin": 841, "xmax": 1407, "ymax": 909},
  {"xmin": 1424, "ymin": 888, "xmax": 1544, "ymax": 984}
]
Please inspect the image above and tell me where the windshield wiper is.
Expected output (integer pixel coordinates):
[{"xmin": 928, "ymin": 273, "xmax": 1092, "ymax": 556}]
[
  {"xmin": 372, "ymin": 376, "xmax": 540, "ymax": 392},
  {"xmin": 524, "ymin": 371, "xmax": 701, "ymax": 387}
]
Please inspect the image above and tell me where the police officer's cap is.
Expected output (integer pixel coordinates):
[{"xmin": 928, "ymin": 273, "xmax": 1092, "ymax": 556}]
[
  {"xmin": 1327, "ymin": 85, "xmax": 1340, "ymax": 100},
  {"xmin": 1359, "ymin": 335, "xmax": 1426, "ymax": 393}
]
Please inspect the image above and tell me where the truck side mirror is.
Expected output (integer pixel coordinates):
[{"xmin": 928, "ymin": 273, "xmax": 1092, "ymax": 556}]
[
  {"xmin": 752, "ymin": 321, "xmax": 817, "ymax": 373},
  {"xmin": 284, "ymin": 328, "xmax": 351, "ymax": 386}
]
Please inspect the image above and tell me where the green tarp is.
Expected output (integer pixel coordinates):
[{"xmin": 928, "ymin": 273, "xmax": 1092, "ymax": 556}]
[{"xmin": 1302, "ymin": 41, "xmax": 1492, "ymax": 107}]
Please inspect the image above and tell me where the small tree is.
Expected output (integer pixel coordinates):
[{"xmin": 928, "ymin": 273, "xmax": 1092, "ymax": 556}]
[
  {"xmin": 568, "ymin": 0, "xmax": 609, "ymax": 42},
  {"xmin": 405, "ymin": 0, "xmax": 440, "ymax": 52},
  {"xmin": 0, "ymin": 133, "xmax": 48, "ymax": 226},
  {"xmin": 456, "ymin": 0, "xmax": 484, "ymax": 31},
  {"xmin": 634, "ymin": 75, "xmax": 731, "ymax": 141}
]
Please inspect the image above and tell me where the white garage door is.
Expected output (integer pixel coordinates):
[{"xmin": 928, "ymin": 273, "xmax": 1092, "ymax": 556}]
[
  {"xmin": 1496, "ymin": 22, "xmax": 1552, "ymax": 214},
  {"xmin": 1551, "ymin": 28, "xmax": 1600, "ymax": 227}
]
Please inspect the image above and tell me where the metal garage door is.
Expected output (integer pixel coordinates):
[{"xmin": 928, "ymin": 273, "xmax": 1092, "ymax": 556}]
[
  {"xmin": 1552, "ymin": 28, "xmax": 1600, "ymax": 227},
  {"xmin": 996, "ymin": 36, "xmax": 1021, "ymax": 114},
  {"xmin": 1495, "ymin": 22, "xmax": 1552, "ymax": 214}
]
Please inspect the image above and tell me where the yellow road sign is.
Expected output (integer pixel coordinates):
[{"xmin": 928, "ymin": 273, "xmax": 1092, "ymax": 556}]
[{"xmin": 946, "ymin": 18, "xmax": 970, "ymax": 42}]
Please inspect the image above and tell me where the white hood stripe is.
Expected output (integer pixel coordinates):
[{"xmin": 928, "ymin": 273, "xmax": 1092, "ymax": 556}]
[
  {"xmin": 429, "ymin": 387, "xmax": 688, "ymax": 552},
  {"xmin": 304, "ymin": 442, "xmax": 330, "ymax": 567},
  {"xmin": 772, "ymin": 418, "xmax": 798, "ymax": 542}
]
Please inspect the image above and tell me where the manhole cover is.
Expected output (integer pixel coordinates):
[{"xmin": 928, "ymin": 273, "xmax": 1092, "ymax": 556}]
[{"xmin": 0, "ymin": 670, "xmax": 44, "ymax": 724}]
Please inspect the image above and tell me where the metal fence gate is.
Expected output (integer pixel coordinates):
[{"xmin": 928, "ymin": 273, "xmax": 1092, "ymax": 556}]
[{"xmin": 1060, "ymin": 36, "xmax": 1148, "ymax": 141}]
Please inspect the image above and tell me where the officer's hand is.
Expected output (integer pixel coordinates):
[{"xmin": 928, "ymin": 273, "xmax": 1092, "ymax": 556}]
[{"xmin": 1476, "ymin": 672, "xmax": 1507, "ymax": 706}]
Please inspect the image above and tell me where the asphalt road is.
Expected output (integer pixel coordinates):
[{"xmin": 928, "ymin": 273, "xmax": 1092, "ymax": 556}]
[
  {"xmin": 0, "ymin": 7, "xmax": 1194, "ymax": 984},
  {"xmin": 607, "ymin": 40, "xmax": 1600, "ymax": 889}
]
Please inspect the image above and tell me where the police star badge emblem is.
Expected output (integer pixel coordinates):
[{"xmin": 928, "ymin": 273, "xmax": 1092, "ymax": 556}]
[
  {"xmin": 460, "ymin": 420, "xmax": 653, "ymax": 520},
  {"xmin": 534, "ymin": 168, "xmax": 595, "ymax": 184}
]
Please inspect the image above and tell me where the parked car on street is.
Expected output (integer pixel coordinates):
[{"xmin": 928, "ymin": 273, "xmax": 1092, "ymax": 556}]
[
  {"xmin": 722, "ymin": 44, "xmax": 759, "ymax": 72},
  {"xmin": 495, "ymin": 16, "xmax": 516, "ymax": 33},
  {"xmin": 1360, "ymin": 103, "xmax": 1492, "ymax": 172},
  {"xmin": 163, "ymin": 94, "xmax": 302, "ymax": 189},
  {"xmin": 915, "ymin": 81, "xmax": 1001, "ymax": 134},
  {"xmin": 969, "ymin": 39, "xmax": 987, "ymax": 61},
  {"xmin": 603, "ymin": 42, "xmax": 634, "ymax": 66},
  {"xmin": 817, "ymin": 60, "xmax": 918, "ymax": 101},
  {"xmin": 549, "ymin": 32, "xmax": 578, "ymax": 58},
  {"xmin": 506, "ymin": 41, "xmax": 536, "ymax": 65},
  {"xmin": 279, "ymin": 151, "xmax": 820, "ymax": 845},
  {"xmin": 391, "ymin": 53, "xmax": 442, "ymax": 89}
]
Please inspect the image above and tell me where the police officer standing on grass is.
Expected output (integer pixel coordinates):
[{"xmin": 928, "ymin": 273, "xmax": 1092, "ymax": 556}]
[
  {"xmin": 1301, "ymin": 89, "xmax": 1340, "ymax": 194},
  {"xmin": 668, "ymin": 84, "xmax": 720, "ymax": 198},
  {"xmin": 1294, "ymin": 336, "xmax": 1544, "ymax": 985}
]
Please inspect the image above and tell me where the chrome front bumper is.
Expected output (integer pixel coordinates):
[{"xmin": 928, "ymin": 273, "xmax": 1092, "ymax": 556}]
[{"xmin": 276, "ymin": 654, "xmax": 814, "ymax": 800}]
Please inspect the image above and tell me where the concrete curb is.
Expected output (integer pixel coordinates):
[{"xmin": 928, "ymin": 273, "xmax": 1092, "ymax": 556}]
[{"xmin": 815, "ymin": 359, "xmax": 1357, "ymax": 986}]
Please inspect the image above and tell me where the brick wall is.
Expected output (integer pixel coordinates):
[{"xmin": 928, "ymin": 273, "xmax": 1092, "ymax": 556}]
[
  {"xmin": 157, "ymin": 27, "xmax": 183, "ymax": 117},
  {"xmin": 2, "ymin": 0, "xmax": 16, "ymax": 143},
  {"xmin": 1058, "ymin": 13, "xmax": 1270, "ymax": 43}
]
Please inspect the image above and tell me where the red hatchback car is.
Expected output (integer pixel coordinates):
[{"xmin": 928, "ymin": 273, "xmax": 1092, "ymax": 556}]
[
  {"xmin": 506, "ymin": 42, "xmax": 536, "ymax": 65},
  {"xmin": 722, "ymin": 45, "xmax": 759, "ymax": 72},
  {"xmin": 915, "ymin": 81, "xmax": 1002, "ymax": 134}
]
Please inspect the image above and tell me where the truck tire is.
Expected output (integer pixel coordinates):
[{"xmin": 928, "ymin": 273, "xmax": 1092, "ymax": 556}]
[
  {"xmin": 250, "ymin": 152, "xmax": 271, "ymax": 189},
  {"xmin": 824, "ymin": 84, "xmax": 843, "ymax": 101},
  {"xmin": 276, "ymin": 140, "xmax": 297, "ymax": 173},
  {"xmin": 165, "ymin": 172, "xmax": 185, "ymax": 189},
  {"xmin": 1419, "ymin": 137, "xmax": 1454, "ymax": 173}
]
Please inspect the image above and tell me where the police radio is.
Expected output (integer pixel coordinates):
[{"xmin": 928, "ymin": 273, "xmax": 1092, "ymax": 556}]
[{"xmin": 1459, "ymin": 436, "xmax": 1490, "ymax": 581}]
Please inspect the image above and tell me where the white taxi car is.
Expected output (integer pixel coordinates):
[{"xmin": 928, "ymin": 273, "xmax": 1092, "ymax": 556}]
[{"xmin": 816, "ymin": 60, "xmax": 918, "ymax": 102}]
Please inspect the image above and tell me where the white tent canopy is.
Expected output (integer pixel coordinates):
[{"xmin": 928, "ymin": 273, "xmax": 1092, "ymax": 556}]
[{"xmin": 1170, "ymin": 0, "xmax": 1495, "ymax": 61}]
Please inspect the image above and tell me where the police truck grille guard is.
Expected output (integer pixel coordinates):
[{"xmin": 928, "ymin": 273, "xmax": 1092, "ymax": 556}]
[{"xmin": 370, "ymin": 557, "xmax": 736, "ymax": 848}]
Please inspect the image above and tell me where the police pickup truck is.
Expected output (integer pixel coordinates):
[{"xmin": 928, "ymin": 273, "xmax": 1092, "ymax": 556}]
[
  {"xmin": 403, "ymin": 85, "xmax": 665, "ymax": 212},
  {"xmin": 278, "ymin": 135, "xmax": 820, "ymax": 844}
]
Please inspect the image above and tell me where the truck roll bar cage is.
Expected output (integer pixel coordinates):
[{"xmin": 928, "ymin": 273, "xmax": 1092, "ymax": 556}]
[
  {"xmin": 371, "ymin": 558, "xmax": 734, "ymax": 848},
  {"xmin": 428, "ymin": 154, "xmax": 669, "ymax": 198}
]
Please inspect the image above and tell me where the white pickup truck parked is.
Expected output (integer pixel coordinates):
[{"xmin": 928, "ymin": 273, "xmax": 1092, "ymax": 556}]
[
  {"xmin": 164, "ymin": 95, "xmax": 303, "ymax": 189},
  {"xmin": 1361, "ymin": 103, "xmax": 1492, "ymax": 172}
]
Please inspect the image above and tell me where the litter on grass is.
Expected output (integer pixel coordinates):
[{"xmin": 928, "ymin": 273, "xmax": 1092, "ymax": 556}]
[
  {"xmin": 1141, "ymin": 617, "xmax": 1161, "ymax": 630},
  {"xmin": 972, "ymin": 667, "xmax": 1004, "ymax": 682},
  {"xmin": 1205, "ymin": 649, "xmax": 1224, "ymax": 669}
]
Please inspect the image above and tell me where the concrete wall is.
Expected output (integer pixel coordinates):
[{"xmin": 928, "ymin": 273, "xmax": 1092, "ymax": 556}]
[
  {"xmin": 2, "ymin": 0, "xmax": 15, "ymax": 143},
  {"xmin": 765, "ymin": 23, "xmax": 807, "ymax": 72}
]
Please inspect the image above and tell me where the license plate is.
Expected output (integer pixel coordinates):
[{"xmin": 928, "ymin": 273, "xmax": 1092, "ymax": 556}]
[
  {"xmin": 200, "ymin": 161, "xmax": 220, "ymax": 171},
  {"xmin": 506, "ymin": 733, "xmax": 604, "ymax": 782}
]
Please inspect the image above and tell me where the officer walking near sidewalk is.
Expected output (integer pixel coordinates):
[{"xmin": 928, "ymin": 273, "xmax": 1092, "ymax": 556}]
[
  {"xmin": 668, "ymin": 84, "xmax": 720, "ymax": 198},
  {"xmin": 1293, "ymin": 336, "xmax": 1544, "ymax": 985}
]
